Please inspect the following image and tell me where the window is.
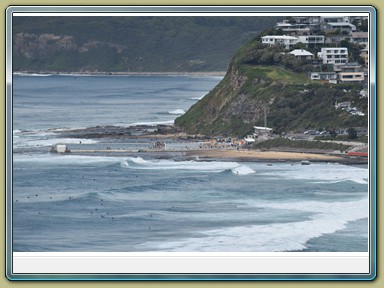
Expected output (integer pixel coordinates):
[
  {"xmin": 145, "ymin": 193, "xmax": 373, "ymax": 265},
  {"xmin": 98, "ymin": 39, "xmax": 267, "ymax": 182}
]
[{"xmin": 342, "ymin": 75, "xmax": 354, "ymax": 79}]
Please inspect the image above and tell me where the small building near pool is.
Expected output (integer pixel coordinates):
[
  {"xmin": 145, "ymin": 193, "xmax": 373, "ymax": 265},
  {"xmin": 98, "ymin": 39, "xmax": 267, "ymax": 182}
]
[{"xmin": 51, "ymin": 144, "xmax": 70, "ymax": 153}]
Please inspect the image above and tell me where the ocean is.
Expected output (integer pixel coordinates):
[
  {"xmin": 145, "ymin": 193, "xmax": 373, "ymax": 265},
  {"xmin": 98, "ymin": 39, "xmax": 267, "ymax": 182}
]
[{"xmin": 11, "ymin": 74, "xmax": 369, "ymax": 252}]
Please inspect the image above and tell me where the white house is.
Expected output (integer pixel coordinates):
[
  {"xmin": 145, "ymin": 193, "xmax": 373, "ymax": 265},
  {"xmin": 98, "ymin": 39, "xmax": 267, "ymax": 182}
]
[
  {"xmin": 320, "ymin": 16, "xmax": 350, "ymax": 23},
  {"xmin": 275, "ymin": 20, "xmax": 310, "ymax": 35},
  {"xmin": 293, "ymin": 16, "xmax": 321, "ymax": 24},
  {"xmin": 324, "ymin": 22, "xmax": 357, "ymax": 33},
  {"xmin": 289, "ymin": 49, "xmax": 313, "ymax": 59},
  {"xmin": 324, "ymin": 35, "xmax": 351, "ymax": 44},
  {"xmin": 317, "ymin": 47, "xmax": 348, "ymax": 64},
  {"xmin": 333, "ymin": 62, "xmax": 362, "ymax": 73},
  {"xmin": 297, "ymin": 35, "xmax": 324, "ymax": 46},
  {"xmin": 243, "ymin": 126, "xmax": 273, "ymax": 143},
  {"xmin": 253, "ymin": 126, "xmax": 273, "ymax": 139},
  {"xmin": 261, "ymin": 35, "xmax": 299, "ymax": 49},
  {"xmin": 309, "ymin": 72, "xmax": 337, "ymax": 82}
]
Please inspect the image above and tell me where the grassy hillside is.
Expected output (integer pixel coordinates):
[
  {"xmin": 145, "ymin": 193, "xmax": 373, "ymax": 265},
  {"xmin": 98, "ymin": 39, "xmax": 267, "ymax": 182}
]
[
  {"xmin": 175, "ymin": 38, "xmax": 367, "ymax": 136},
  {"xmin": 240, "ymin": 65, "xmax": 309, "ymax": 83},
  {"xmin": 13, "ymin": 16, "xmax": 281, "ymax": 72}
]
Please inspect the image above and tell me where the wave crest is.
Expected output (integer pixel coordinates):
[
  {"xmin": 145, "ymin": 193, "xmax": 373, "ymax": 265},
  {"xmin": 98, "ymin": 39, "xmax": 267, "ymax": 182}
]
[
  {"xmin": 231, "ymin": 165, "xmax": 255, "ymax": 175},
  {"xmin": 152, "ymin": 197, "xmax": 368, "ymax": 252},
  {"xmin": 168, "ymin": 109, "xmax": 185, "ymax": 115}
]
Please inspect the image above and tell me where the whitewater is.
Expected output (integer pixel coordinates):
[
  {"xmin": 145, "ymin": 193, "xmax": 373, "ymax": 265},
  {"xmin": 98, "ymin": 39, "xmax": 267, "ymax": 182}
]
[{"xmin": 11, "ymin": 74, "xmax": 369, "ymax": 252}]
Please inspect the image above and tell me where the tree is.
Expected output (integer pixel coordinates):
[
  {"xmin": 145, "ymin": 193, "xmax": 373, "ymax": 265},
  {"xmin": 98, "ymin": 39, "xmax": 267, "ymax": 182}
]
[
  {"xmin": 329, "ymin": 130, "xmax": 337, "ymax": 138},
  {"xmin": 352, "ymin": 19, "xmax": 368, "ymax": 32},
  {"xmin": 291, "ymin": 42, "xmax": 307, "ymax": 50},
  {"xmin": 347, "ymin": 127, "xmax": 358, "ymax": 139},
  {"xmin": 340, "ymin": 39, "xmax": 350, "ymax": 48},
  {"xmin": 285, "ymin": 16, "xmax": 296, "ymax": 24}
]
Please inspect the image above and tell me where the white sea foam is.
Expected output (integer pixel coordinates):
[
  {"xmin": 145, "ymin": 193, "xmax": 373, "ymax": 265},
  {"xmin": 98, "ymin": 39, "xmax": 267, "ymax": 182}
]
[
  {"xmin": 13, "ymin": 154, "xmax": 122, "ymax": 165},
  {"xmin": 13, "ymin": 155, "xmax": 240, "ymax": 172},
  {"xmin": 153, "ymin": 197, "xmax": 368, "ymax": 252},
  {"xmin": 231, "ymin": 165, "xmax": 255, "ymax": 175},
  {"xmin": 15, "ymin": 127, "xmax": 86, "ymax": 135},
  {"xmin": 124, "ymin": 157, "xmax": 240, "ymax": 172},
  {"xmin": 124, "ymin": 157, "xmax": 256, "ymax": 176},
  {"xmin": 120, "ymin": 160, "xmax": 130, "ymax": 167},
  {"xmin": 47, "ymin": 127, "xmax": 87, "ymax": 132},
  {"xmin": 119, "ymin": 120, "xmax": 175, "ymax": 127},
  {"xmin": 190, "ymin": 96, "xmax": 204, "ymax": 100},
  {"xmin": 14, "ymin": 137, "xmax": 98, "ymax": 148},
  {"xmin": 258, "ymin": 163, "xmax": 368, "ymax": 185},
  {"xmin": 314, "ymin": 191, "xmax": 366, "ymax": 197},
  {"xmin": 168, "ymin": 109, "xmax": 185, "ymax": 115},
  {"xmin": 128, "ymin": 157, "xmax": 151, "ymax": 165},
  {"xmin": 17, "ymin": 129, "xmax": 56, "ymax": 137},
  {"xmin": 14, "ymin": 72, "xmax": 53, "ymax": 77}
]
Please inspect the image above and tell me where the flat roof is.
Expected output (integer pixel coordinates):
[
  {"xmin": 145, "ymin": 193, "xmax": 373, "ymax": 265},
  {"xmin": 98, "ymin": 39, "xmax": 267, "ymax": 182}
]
[
  {"xmin": 351, "ymin": 32, "xmax": 368, "ymax": 38},
  {"xmin": 321, "ymin": 47, "xmax": 348, "ymax": 50},
  {"xmin": 310, "ymin": 72, "xmax": 336, "ymax": 75},
  {"xmin": 327, "ymin": 22, "xmax": 356, "ymax": 27},
  {"xmin": 335, "ymin": 62, "xmax": 361, "ymax": 67},
  {"xmin": 289, "ymin": 49, "xmax": 313, "ymax": 56},
  {"xmin": 261, "ymin": 35, "xmax": 298, "ymax": 40},
  {"xmin": 254, "ymin": 126, "xmax": 273, "ymax": 131}
]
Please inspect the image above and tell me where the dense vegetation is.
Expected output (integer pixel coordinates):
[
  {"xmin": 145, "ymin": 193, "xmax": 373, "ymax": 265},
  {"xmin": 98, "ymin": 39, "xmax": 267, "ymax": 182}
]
[
  {"xmin": 175, "ymin": 38, "xmax": 368, "ymax": 136},
  {"xmin": 13, "ymin": 16, "xmax": 281, "ymax": 72}
]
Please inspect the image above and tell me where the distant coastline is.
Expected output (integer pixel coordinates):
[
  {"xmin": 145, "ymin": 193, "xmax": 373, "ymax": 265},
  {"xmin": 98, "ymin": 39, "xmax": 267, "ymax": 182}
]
[{"xmin": 13, "ymin": 71, "xmax": 227, "ymax": 77}]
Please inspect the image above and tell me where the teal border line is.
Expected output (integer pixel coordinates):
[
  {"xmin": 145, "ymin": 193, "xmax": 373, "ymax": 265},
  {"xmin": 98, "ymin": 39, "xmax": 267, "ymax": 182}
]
[
  {"xmin": 6, "ymin": 5, "xmax": 377, "ymax": 281},
  {"xmin": 371, "ymin": 5, "xmax": 377, "ymax": 281}
]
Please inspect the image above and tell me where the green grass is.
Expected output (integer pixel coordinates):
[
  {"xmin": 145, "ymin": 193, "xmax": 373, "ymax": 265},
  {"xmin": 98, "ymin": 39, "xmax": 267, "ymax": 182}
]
[{"xmin": 240, "ymin": 65, "xmax": 309, "ymax": 84}]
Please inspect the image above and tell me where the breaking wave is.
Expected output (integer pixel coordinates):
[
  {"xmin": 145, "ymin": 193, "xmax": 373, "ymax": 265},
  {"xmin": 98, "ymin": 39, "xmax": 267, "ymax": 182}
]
[
  {"xmin": 120, "ymin": 157, "xmax": 255, "ymax": 175},
  {"xmin": 152, "ymin": 197, "xmax": 368, "ymax": 252},
  {"xmin": 168, "ymin": 109, "xmax": 186, "ymax": 115},
  {"xmin": 258, "ymin": 162, "xmax": 368, "ymax": 185}
]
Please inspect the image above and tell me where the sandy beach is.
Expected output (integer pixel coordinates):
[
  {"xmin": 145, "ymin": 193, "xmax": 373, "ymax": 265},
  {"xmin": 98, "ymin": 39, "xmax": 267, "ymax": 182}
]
[
  {"xmin": 69, "ymin": 147, "xmax": 356, "ymax": 163},
  {"xmin": 184, "ymin": 148, "xmax": 344, "ymax": 162}
]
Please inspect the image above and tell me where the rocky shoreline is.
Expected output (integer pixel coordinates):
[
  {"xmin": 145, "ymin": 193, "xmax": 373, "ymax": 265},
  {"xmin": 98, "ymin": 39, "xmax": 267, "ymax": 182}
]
[{"xmin": 56, "ymin": 124, "xmax": 199, "ymax": 140}]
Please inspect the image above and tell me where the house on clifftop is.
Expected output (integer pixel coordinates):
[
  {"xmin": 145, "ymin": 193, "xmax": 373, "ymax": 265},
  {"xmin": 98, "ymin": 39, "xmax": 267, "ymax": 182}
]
[
  {"xmin": 289, "ymin": 49, "xmax": 314, "ymax": 59},
  {"xmin": 261, "ymin": 35, "xmax": 299, "ymax": 49}
]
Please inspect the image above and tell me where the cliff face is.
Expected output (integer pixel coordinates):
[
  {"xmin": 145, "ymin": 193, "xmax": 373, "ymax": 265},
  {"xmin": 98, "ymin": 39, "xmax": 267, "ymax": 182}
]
[
  {"xmin": 175, "ymin": 39, "xmax": 367, "ymax": 137},
  {"xmin": 14, "ymin": 33, "xmax": 126, "ymax": 58},
  {"xmin": 13, "ymin": 32, "xmax": 127, "ymax": 72},
  {"xmin": 175, "ymin": 64, "xmax": 271, "ymax": 136},
  {"xmin": 14, "ymin": 33, "xmax": 77, "ymax": 57},
  {"xmin": 175, "ymin": 69, "xmax": 275, "ymax": 136}
]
